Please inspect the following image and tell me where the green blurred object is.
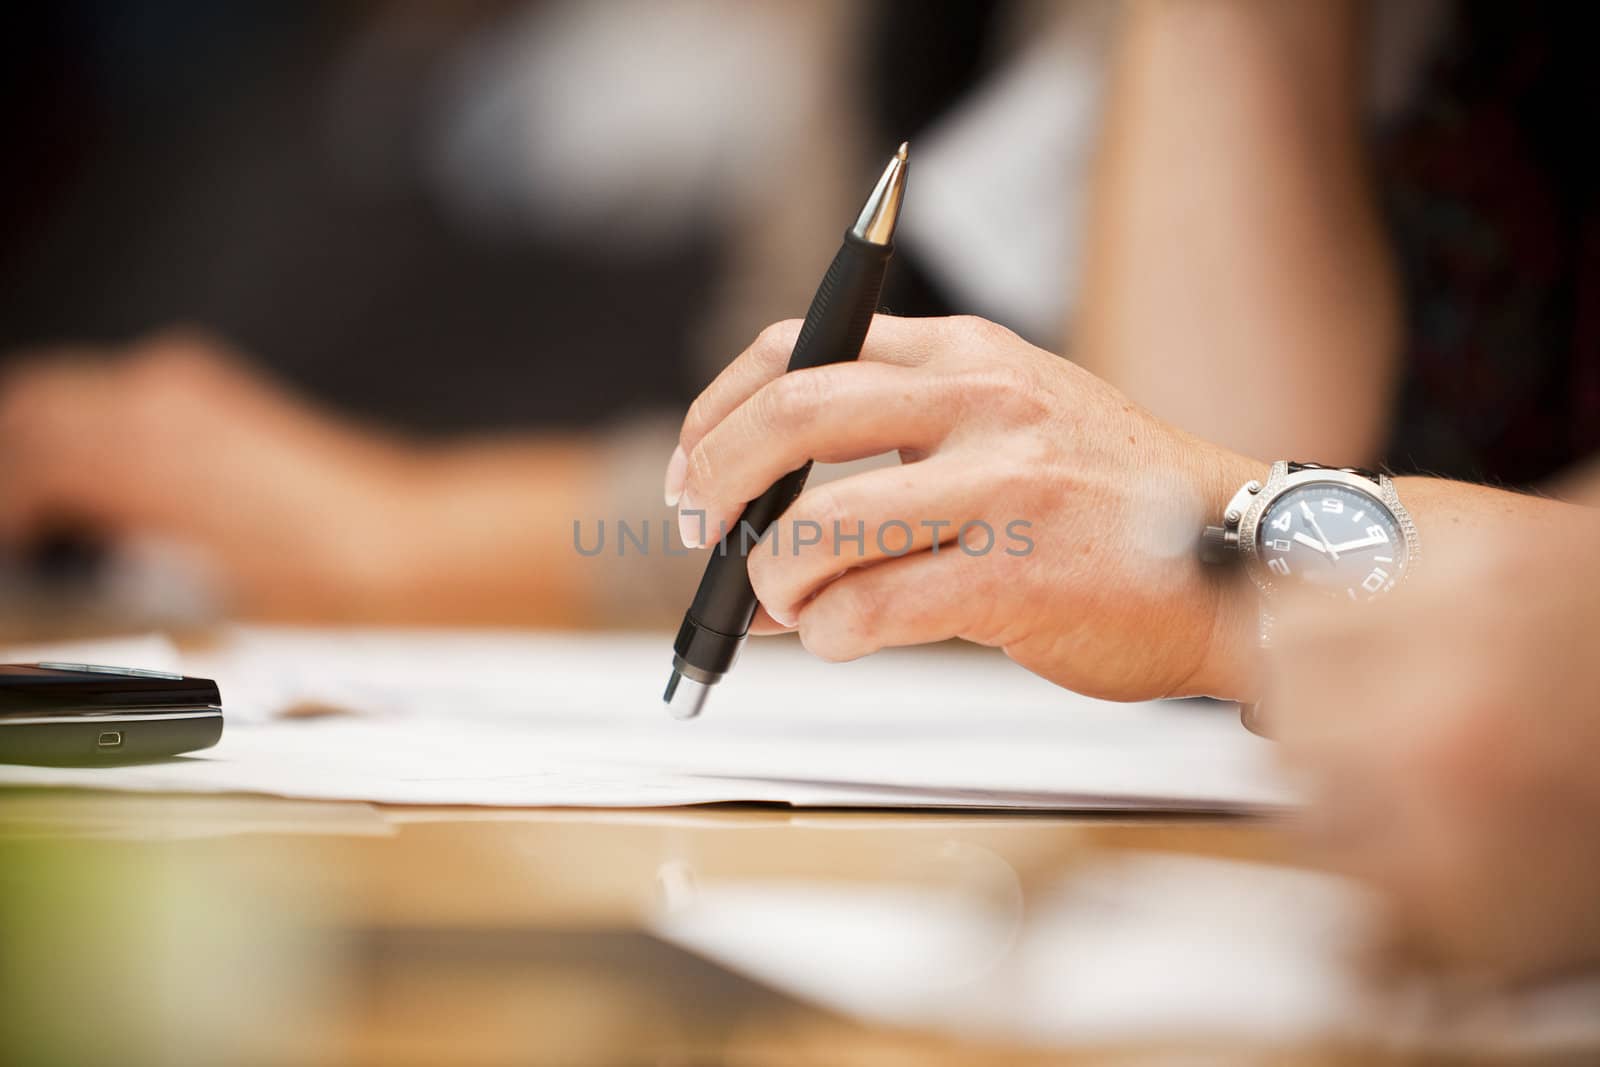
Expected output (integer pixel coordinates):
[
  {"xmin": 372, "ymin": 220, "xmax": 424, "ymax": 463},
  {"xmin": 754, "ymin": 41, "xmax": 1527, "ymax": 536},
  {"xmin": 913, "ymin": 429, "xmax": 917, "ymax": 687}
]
[{"xmin": 0, "ymin": 831, "xmax": 332, "ymax": 1066}]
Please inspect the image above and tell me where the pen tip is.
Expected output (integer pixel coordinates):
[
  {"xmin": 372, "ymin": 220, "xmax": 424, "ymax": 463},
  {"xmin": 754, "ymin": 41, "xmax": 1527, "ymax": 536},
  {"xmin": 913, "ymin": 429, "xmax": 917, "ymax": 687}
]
[
  {"xmin": 852, "ymin": 142, "xmax": 910, "ymax": 245},
  {"xmin": 663, "ymin": 669, "xmax": 711, "ymax": 720}
]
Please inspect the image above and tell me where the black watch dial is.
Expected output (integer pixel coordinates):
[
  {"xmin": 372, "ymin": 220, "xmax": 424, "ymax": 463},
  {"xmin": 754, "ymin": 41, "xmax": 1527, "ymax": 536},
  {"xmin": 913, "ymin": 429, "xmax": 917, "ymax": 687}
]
[{"xmin": 1255, "ymin": 482, "xmax": 1406, "ymax": 600}]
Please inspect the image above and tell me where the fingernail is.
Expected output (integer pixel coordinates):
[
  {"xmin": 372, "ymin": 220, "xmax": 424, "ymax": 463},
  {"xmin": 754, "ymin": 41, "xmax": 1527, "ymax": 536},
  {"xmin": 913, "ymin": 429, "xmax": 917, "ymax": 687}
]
[
  {"xmin": 768, "ymin": 605, "xmax": 796, "ymax": 628},
  {"xmin": 677, "ymin": 500, "xmax": 703, "ymax": 549},
  {"xmin": 664, "ymin": 446, "xmax": 687, "ymax": 506}
]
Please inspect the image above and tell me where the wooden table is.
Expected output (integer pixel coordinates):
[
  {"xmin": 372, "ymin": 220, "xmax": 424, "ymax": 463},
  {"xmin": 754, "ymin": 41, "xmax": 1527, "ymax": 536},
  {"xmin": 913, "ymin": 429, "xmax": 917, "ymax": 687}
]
[{"xmin": 3, "ymin": 789, "xmax": 1437, "ymax": 1065}]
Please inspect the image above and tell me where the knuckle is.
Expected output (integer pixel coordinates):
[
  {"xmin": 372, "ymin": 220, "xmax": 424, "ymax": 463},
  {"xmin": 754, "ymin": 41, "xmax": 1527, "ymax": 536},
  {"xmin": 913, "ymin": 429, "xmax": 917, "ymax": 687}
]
[
  {"xmin": 960, "ymin": 363, "xmax": 1051, "ymax": 423},
  {"xmin": 746, "ymin": 384, "xmax": 784, "ymax": 439},
  {"xmin": 798, "ymin": 578, "xmax": 886, "ymax": 664},
  {"xmin": 947, "ymin": 314, "xmax": 1018, "ymax": 351},
  {"xmin": 745, "ymin": 384, "xmax": 789, "ymax": 441},
  {"xmin": 755, "ymin": 319, "xmax": 803, "ymax": 361},
  {"xmin": 797, "ymin": 485, "xmax": 848, "ymax": 540},
  {"xmin": 959, "ymin": 363, "xmax": 1024, "ymax": 403},
  {"xmin": 680, "ymin": 392, "xmax": 713, "ymax": 446},
  {"xmin": 685, "ymin": 442, "xmax": 719, "ymax": 494},
  {"xmin": 995, "ymin": 438, "xmax": 1055, "ymax": 494},
  {"xmin": 841, "ymin": 577, "xmax": 887, "ymax": 635},
  {"xmin": 746, "ymin": 550, "xmax": 782, "ymax": 604},
  {"xmin": 798, "ymin": 617, "xmax": 856, "ymax": 663},
  {"xmin": 763, "ymin": 370, "xmax": 828, "ymax": 428}
]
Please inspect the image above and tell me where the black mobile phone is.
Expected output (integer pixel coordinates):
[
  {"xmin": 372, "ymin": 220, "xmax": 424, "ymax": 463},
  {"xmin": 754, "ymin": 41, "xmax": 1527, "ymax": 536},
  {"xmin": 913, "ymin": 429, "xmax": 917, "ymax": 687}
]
[{"xmin": 0, "ymin": 663, "xmax": 223, "ymax": 765}]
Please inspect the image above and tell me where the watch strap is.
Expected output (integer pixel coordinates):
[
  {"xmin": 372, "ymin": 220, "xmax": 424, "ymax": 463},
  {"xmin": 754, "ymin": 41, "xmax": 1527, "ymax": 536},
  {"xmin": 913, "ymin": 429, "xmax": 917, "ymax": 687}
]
[{"xmin": 1284, "ymin": 460, "xmax": 1382, "ymax": 483}]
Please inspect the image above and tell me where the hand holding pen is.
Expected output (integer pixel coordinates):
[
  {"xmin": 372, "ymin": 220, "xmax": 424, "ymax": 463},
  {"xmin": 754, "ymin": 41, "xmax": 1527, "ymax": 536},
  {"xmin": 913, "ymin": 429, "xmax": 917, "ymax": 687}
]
[
  {"xmin": 661, "ymin": 141, "xmax": 1272, "ymax": 713},
  {"xmin": 662, "ymin": 143, "xmax": 910, "ymax": 717}
]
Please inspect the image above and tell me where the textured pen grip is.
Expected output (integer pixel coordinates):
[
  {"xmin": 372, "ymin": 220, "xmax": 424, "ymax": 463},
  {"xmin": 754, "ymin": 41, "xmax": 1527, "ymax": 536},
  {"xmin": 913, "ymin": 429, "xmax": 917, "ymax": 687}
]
[
  {"xmin": 685, "ymin": 461, "xmax": 813, "ymax": 641},
  {"xmin": 682, "ymin": 231, "xmax": 893, "ymax": 641},
  {"xmin": 786, "ymin": 232, "xmax": 893, "ymax": 373}
]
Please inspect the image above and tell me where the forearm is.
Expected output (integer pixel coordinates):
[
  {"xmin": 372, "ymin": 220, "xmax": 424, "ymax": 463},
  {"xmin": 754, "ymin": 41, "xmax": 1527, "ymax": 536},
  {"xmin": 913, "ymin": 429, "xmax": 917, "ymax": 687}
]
[
  {"xmin": 1394, "ymin": 474, "xmax": 1586, "ymax": 543},
  {"xmin": 345, "ymin": 437, "xmax": 607, "ymax": 627},
  {"xmin": 1077, "ymin": 0, "xmax": 1399, "ymax": 465},
  {"xmin": 346, "ymin": 421, "xmax": 710, "ymax": 628}
]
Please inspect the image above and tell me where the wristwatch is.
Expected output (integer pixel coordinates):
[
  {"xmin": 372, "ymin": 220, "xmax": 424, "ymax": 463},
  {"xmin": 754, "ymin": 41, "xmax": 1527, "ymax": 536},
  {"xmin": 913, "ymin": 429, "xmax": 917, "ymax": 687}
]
[{"xmin": 1201, "ymin": 461, "xmax": 1419, "ymax": 733}]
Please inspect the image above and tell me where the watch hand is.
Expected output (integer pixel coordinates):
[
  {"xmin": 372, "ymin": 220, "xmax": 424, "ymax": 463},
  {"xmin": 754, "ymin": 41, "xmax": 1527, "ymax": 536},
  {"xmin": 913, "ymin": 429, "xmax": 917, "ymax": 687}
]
[
  {"xmin": 1327, "ymin": 533, "xmax": 1389, "ymax": 554},
  {"xmin": 1300, "ymin": 502, "xmax": 1341, "ymax": 562},
  {"xmin": 1290, "ymin": 531, "xmax": 1329, "ymax": 554}
]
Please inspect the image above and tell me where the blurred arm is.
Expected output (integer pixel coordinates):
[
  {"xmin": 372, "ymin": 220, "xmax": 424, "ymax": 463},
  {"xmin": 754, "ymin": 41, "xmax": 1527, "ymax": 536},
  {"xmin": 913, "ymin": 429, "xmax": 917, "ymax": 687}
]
[
  {"xmin": 1076, "ymin": 0, "xmax": 1400, "ymax": 466},
  {"xmin": 386, "ymin": 421, "xmax": 701, "ymax": 629},
  {"xmin": 1271, "ymin": 495, "xmax": 1600, "ymax": 977},
  {"xmin": 0, "ymin": 331, "xmax": 639, "ymax": 627},
  {"xmin": 355, "ymin": 437, "xmax": 605, "ymax": 627}
]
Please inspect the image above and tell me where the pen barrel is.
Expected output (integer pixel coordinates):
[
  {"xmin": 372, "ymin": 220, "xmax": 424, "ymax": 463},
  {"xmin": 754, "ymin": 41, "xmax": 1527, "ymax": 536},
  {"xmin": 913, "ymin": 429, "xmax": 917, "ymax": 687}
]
[
  {"xmin": 786, "ymin": 232, "xmax": 893, "ymax": 373},
  {"xmin": 676, "ymin": 232, "xmax": 893, "ymax": 659},
  {"xmin": 682, "ymin": 461, "xmax": 813, "ymax": 648}
]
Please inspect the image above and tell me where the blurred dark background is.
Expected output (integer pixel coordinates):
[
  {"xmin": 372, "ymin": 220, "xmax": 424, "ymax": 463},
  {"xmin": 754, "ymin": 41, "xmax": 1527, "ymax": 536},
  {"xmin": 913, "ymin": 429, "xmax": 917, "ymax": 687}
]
[
  {"xmin": 0, "ymin": 2, "xmax": 714, "ymax": 433},
  {"xmin": 0, "ymin": 1, "xmax": 1013, "ymax": 437}
]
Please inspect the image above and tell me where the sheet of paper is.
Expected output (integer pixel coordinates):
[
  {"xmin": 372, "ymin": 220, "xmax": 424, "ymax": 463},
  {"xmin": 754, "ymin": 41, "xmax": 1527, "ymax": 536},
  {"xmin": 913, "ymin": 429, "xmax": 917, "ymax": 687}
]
[
  {"xmin": 653, "ymin": 853, "xmax": 1600, "ymax": 1051},
  {"xmin": 0, "ymin": 627, "xmax": 1292, "ymax": 812},
  {"xmin": 654, "ymin": 854, "xmax": 1377, "ymax": 1042},
  {"xmin": 0, "ymin": 632, "xmax": 184, "ymax": 676}
]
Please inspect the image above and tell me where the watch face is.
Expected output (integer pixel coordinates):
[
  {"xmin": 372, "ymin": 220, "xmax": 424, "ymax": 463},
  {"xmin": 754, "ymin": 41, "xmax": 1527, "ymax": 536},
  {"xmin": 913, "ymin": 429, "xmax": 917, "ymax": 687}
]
[{"xmin": 1255, "ymin": 481, "xmax": 1407, "ymax": 600}]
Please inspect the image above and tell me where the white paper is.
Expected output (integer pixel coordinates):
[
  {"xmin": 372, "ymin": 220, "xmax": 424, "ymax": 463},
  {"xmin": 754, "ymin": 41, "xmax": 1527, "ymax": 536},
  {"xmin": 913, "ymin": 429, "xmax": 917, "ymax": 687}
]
[
  {"xmin": 0, "ymin": 632, "xmax": 184, "ymax": 677},
  {"xmin": 653, "ymin": 854, "xmax": 1600, "ymax": 1051},
  {"xmin": 654, "ymin": 854, "xmax": 1378, "ymax": 1042},
  {"xmin": 0, "ymin": 627, "xmax": 1292, "ymax": 812}
]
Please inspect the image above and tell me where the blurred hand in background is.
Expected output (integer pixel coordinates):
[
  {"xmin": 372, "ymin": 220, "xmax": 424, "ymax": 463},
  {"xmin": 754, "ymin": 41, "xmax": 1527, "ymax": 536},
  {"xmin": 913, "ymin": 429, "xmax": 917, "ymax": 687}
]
[
  {"xmin": 0, "ymin": 330, "xmax": 600, "ymax": 624},
  {"xmin": 0, "ymin": 330, "xmax": 403, "ymax": 616},
  {"xmin": 1269, "ymin": 511, "xmax": 1600, "ymax": 978}
]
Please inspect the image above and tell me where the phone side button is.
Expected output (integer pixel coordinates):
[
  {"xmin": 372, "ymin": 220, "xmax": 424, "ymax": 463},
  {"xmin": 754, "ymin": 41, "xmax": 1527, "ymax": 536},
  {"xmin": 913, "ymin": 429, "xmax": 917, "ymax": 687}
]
[{"xmin": 97, "ymin": 731, "xmax": 123, "ymax": 748}]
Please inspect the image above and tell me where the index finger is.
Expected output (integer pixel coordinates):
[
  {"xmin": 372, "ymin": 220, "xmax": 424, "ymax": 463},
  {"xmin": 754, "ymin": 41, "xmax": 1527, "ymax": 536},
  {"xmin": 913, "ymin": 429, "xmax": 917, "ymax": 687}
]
[{"xmin": 675, "ymin": 313, "xmax": 941, "ymax": 461}]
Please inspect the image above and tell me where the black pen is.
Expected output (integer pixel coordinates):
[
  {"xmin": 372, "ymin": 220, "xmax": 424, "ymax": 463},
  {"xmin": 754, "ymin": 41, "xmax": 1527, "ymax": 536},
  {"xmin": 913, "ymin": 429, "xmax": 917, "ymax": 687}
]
[{"xmin": 663, "ymin": 142, "xmax": 909, "ymax": 719}]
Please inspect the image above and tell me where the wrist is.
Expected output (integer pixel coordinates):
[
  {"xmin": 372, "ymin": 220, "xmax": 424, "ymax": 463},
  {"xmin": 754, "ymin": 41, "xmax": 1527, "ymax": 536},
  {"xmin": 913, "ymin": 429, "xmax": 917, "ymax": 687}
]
[
  {"xmin": 1180, "ymin": 445, "xmax": 1266, "ymax": 701},
  {"xmin": 365, "ymin": 440, "xmax": 605, "ymax": 625}
]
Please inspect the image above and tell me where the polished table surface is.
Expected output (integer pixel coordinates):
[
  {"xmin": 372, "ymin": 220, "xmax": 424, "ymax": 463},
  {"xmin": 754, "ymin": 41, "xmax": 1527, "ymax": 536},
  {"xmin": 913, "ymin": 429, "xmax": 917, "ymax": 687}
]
[
  {"xmin": 0, "ymin": 622, "xmax": 1371, "ymax": 1062},
  {"xmin": 4, "ymin": 789, "xmax": 1463, "ymax": 1066}
]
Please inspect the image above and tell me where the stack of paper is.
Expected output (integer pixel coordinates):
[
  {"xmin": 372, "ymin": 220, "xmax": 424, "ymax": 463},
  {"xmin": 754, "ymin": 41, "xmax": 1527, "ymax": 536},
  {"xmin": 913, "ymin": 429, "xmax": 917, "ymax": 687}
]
[{"xmin": 0, "ymin": 628, "xmax": 1291, "ymax": 812}]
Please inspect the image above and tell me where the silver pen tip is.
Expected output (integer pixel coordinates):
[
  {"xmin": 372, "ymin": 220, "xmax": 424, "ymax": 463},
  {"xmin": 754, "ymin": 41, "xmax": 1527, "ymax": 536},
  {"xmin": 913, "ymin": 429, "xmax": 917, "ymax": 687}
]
[
  {"xmin": 851, "ymin": 142, "xmax": 910, "ymax": 245},
  {"xmin": 663, "ymin": 669, "xmax": 711, "ymax": 720}
]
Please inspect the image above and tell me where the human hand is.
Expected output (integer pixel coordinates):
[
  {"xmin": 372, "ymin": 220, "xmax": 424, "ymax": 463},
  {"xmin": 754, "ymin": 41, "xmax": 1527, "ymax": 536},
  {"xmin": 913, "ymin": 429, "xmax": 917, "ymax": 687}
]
[
  {"xmin": 0, "ymin": 329, "xmax": 418, "ymax": 618},
  {"xmin": 664, "ymin": 314, "xmax": 1259, "ymax": 701},
  {"xmin": 1269, "ymin": 510, "xmax": 1600, "ymax": 977}
]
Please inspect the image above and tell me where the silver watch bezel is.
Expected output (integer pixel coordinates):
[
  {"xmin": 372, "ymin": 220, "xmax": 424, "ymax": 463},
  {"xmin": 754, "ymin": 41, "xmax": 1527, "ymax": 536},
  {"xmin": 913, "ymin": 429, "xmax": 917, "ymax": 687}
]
[{"xmin": 1235, "ymin": 461, "xmax": 1420, "ymax": 600}]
